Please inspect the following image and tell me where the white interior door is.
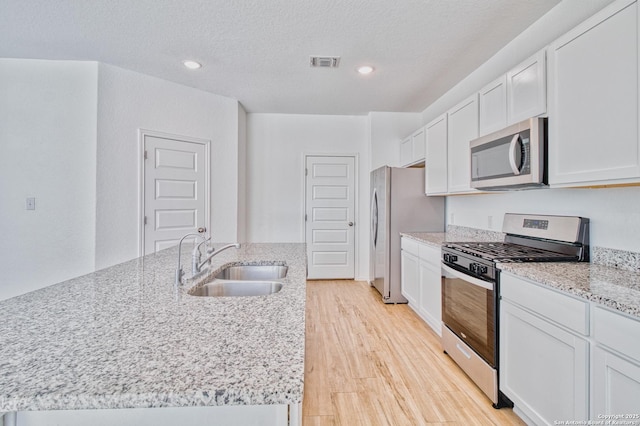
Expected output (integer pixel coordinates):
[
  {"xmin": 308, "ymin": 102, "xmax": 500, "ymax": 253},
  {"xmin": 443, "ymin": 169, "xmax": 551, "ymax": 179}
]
[
  {"xmin": 142, "ymin": 133, "xmax": 208, "ymax": 255},
  {"xmin": 305, "ymin": 155, "xmax": 356, "ymax": 279}
]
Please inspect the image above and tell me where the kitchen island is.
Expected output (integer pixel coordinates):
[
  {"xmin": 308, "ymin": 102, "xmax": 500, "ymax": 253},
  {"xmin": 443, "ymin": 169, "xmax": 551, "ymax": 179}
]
[{"xmin": 0, "ymin": 243, "xmax": 306, "ymax": 426}]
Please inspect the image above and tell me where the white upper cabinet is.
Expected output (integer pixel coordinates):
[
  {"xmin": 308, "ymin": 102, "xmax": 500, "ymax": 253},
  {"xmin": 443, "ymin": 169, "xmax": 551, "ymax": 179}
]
[
  {"xmin": 479, "ymin": 50, "xmax": 546, "ymax": 138},
  {"xmin": 425, "ymin": 114, "xmax": 448, "ymax": 195},
  {"xmin": 399, "ymin": 127, "xmax": 426, "ymax": 167},
  {"xmin": 548, "ymin": 0, "xmax": 640, "ymax": 187},
  {"xmin": 479, "ymin": 75, "xmax": 507, "ymax": 137},
  {"xmin": 506, "ymin": 50, "xmax": 547, "ymax": 124},
  {"xmin": 447, "ymin": 94, "xmax": 479, "ymax": 194},
  {"xmin": 412, "ymin": 127, "xmax": 426, "ymax": 163},
  {"xmin": 399, "ymin": 136, "xmax": 413, "ymax": 167}
]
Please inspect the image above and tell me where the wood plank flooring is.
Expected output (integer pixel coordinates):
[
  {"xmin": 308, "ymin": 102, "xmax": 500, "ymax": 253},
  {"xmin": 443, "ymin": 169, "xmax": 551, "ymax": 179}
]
[{"xmin": 303, "ymin": 280, "xmax": 525, "ymax": 426}]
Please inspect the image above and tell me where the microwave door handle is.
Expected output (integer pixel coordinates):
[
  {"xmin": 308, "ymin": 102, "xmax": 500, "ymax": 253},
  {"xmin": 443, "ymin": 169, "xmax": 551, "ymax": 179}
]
[{"xmin": 508, "ymin": 134, "xmax": 522, "ymax": 175}]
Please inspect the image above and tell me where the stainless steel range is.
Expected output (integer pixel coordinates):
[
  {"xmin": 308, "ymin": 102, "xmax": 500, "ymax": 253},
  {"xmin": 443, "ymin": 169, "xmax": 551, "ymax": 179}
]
[{"xmin": 441, "ymin": 213, "xmax": 590, "ymax": 408}]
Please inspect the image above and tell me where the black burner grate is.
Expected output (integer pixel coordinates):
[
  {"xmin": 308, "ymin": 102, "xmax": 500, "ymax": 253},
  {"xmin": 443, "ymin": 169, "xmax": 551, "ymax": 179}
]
[{"xmin": 444, "ymin": 242, "xmax": 578, "ymax": 262}]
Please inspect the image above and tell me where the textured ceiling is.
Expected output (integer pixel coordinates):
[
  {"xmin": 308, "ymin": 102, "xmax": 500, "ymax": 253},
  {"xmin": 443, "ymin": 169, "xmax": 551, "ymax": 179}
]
[{"xmin": 0, "ymin": 0, "xmax": 562, "ymax": 115}]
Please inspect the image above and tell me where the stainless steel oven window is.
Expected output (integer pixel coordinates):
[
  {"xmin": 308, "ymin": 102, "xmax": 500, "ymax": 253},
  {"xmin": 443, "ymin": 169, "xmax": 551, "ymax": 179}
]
[{"xmin": 442, "ymin": 265, "xmax": 495, "ymax": 366}]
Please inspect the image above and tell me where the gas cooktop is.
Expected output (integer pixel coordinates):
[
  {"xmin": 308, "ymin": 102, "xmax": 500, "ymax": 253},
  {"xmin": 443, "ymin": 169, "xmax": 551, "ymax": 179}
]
[
  {"xmin": 441, "ymin": 214, "xmax": 590, "ymax": 281},
  {"xmin": 442, "ymin": 241, "xmax": 579, "ymax": 263}
]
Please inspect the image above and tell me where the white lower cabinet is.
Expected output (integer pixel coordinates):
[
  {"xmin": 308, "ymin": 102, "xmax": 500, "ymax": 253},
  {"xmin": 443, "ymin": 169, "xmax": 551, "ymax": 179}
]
[
  {"xmin": 592, "ymin": 346, "xmax": 640, "ymax": 416},
  {"xmin": 400, "ymin": 238, "xmax": 420, "ymax": 307},
  {"xmin": 500, "ymin": 299, "xmax": 589, "ymax": 424},
  {"xmin": 418, "ymin": 244, "xmax": 442, "ymax": 335},
  {"xmin": 500, "ymin": 272, "xmax": 640, "ymax": 425},
  {"xmin": 591, "ymin": 306, "xmax": 640, "ymax": 417},
  {"xmin": 500, "ymin": 273, "xmax": 590, "ymax": 424},
  {"xmin": 401, "ymin": 237, "xmax": 442, "ymax": 336}
]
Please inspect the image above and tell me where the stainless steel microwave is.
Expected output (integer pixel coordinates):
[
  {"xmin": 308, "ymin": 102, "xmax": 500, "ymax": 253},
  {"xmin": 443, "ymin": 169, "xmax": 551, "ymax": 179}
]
[{"xmin": 470, "ymin": 117, "xmax": 547, "ymax": 190}]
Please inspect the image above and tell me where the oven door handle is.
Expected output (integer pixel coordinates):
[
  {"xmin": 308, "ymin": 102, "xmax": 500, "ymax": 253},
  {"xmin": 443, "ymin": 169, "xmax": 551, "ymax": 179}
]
[{"xmin": 442, "ymin": 263, "xmax": 493, "ymax": 291}]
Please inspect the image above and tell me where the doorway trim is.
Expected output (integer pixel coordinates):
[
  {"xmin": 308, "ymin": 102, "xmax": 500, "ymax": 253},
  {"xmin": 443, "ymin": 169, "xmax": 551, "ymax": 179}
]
[
  {"xmin": 138, "ymin": 129, "xmax": 211, "ymax": 257},
  {"xmin": 302, "ymin": 152, "xmax": 359, "ymax": 279}
]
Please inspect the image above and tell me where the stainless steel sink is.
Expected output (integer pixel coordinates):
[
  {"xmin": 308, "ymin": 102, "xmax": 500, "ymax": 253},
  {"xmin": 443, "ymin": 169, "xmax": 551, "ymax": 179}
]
[
  {"xmin": 214, "ymin": 265, "xmax": 288, "ymax": 281},
  {"xmin": 189, "ymin": 280, "xmax": 283, "ymax": 297},
  {"xmin": 188, "ymin": 264, "xmax": 288, "ymax": 297}
]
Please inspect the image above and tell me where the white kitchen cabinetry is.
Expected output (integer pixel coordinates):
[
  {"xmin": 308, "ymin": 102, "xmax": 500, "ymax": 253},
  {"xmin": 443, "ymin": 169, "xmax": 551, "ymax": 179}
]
[
  {"xmin": 447, "ymin": 94, "xmax": 479, "ymax": 194},
  {"xmin": 479, "ymin": 76, "xmax": 507, "ymax": 137},
  {"xmin": 500, "ymin": 273, "xmax": 589, "ymax": 425},
  {"xmin": 399, "ymin": 127, "xmax": 426, "ymax": 167},
  {"xmin": 425, "ymin": 114, "xmax": 448, "ymax": 195},
  {"xmin": 506, "ymin": 50, "xmax": 546, "ymax": 125},
  {"xmin": 592, "ymin": 306, "xmax": 640, "ymax": 416},
  {"xmin": 399, "ymin": 137, "xmax": 412, "ymax": 167},
  {"xmin": 548, "ymin": 0, "xmax": 640, "ymax": 187},
  {"xmin": 478, "ymin": 50, "xmax": 546, "ymax": 138},
  {"xmin": 417, "ymin": 243, "xmax": 442, "ymax": 335},
  {"xmin": 401, "ymin": 237, "xmax": 443, "ymax": 336},
  {"xmin": 401, "ymin": 237, "xmax": 420, "ymax": 306}
]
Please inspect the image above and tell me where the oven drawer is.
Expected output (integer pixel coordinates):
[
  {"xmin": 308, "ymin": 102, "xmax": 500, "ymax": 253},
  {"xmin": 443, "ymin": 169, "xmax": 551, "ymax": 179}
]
[
  {"xmin": 500, "ymin": 272, "xmax": 589, "ymax": 335},
  {"xmin": 442, "ymin": 326, "xmax": 498, "ymax": 404}
]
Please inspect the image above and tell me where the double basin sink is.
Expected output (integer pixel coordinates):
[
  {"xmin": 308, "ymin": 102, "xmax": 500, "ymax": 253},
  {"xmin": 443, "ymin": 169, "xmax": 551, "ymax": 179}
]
[{"xmin": 188, "ymin": 264, "xmax": 288, "ymax": 297}]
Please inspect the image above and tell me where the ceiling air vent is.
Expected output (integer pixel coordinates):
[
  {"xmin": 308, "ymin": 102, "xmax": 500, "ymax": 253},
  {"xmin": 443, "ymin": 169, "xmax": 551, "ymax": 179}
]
[{"xmin": 310, "ymin": 56, "xmax": 340, "ymax": 68}]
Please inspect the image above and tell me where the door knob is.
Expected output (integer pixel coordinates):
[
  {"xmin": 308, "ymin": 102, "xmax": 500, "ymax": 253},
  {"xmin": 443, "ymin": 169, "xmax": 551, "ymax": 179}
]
[
  {"xmin": 198, "ymin": 227, "xmax": 207, "ymax": 233},
  {"xmin": 348, "ymin": 222, "xmax": 354, "ymax": 227}
]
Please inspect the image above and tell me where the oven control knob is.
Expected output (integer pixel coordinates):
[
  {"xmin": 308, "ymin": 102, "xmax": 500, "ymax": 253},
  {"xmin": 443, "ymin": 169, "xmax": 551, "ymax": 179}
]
[
  {"xmin": 443, "ymin": 253, "xmax": 458, "ymax": 263},
  {"xmin": 470, "ymin": 263, "xmax": 488, "ymax": 275}
]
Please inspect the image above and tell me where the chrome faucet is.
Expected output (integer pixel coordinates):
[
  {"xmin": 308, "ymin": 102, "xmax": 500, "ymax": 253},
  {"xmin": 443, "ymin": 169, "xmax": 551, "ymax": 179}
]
[
  {"xmin": 191, "ymin": 236, "xmax": 212, "ymax": 274},
  {"xmin": 195, "ymin": 243, "xmax": 241, "ymax": 274},
  {"xmin": 175, "ymin": 232, "xmax": 207, "ymax": 286}
]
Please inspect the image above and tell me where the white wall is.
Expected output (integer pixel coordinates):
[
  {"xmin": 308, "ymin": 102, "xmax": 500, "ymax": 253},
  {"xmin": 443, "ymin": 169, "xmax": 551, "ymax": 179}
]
[
  {"xmin": 368, "ymin": 112, "xmax": 422, "ymax": 170},
  {"xmin": 447, "ymin": 187, "xmax": 640, "ymax": 252},
  {"xmin": 246, "ymin": 113, "xmax": 369, "ymax": 279},
  {"xmin": 95, "ymin": 64, "xmax": 240, "ymax": 269},
  {"xmin": 0, "ymin": 59, "xmax": 98, "ymax": 300}
]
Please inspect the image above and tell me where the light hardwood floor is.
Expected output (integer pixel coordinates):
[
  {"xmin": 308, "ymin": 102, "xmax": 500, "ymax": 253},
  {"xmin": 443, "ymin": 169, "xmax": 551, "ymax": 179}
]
[{"xmin": 303, "ymin": 280, "xmax": 526, "ymax": 426}]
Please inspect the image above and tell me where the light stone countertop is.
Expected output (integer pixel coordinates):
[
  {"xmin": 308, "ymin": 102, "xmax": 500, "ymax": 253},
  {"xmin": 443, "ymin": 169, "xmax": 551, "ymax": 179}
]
[
  {"xmin": 0, "ymin": 243, "xmax": 306, "ymax": 412},
  {"xmin": 401, "ymin": 225, "xmax": 505, "ymax": 248},
  {"xmin": 400, "ymin": 227, "xmax": 640, "ymax": 320},
  {"xmin": 498, "ymin": 262, "xmax": 640, "ymax": 319}
]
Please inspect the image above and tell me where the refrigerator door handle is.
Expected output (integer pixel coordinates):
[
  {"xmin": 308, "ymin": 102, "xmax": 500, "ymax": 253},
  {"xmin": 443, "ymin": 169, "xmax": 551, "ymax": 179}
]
[{"xmin": 371, "ymin": 188, "xmax": 378, "ymax": 248}]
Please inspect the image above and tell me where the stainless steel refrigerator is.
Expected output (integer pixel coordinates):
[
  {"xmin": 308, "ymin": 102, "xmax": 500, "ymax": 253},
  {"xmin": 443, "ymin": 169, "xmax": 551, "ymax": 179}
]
[{"xmin": 369, "ymin": 166, "xmax": 445, "ymax": 303}]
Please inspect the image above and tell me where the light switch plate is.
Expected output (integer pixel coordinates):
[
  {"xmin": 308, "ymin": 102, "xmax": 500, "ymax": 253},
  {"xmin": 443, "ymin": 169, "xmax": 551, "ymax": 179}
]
[{"xmin": 26, "ymin": 197, "xmax": 36, "ymax": 210}]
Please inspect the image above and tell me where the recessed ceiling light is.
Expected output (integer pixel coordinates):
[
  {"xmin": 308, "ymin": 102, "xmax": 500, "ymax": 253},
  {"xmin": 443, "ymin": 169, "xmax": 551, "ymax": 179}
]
[
  {"xmin": 357, "ymin": 65, "xmax": 374, "ymax": 75},
  {"xmin": 183, "ymin": 60, "xmax": 202, "ymax": 70}
]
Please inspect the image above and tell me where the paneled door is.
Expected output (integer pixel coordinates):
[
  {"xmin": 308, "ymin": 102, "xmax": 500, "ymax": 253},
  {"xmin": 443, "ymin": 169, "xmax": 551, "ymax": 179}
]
[
  {"xmin": 305, "ymin": 155, "xmax": 356, "ymax": 279},
  {"xmin": 142, "ymin": 132, "xmax": 209, "ymax": 255}
]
